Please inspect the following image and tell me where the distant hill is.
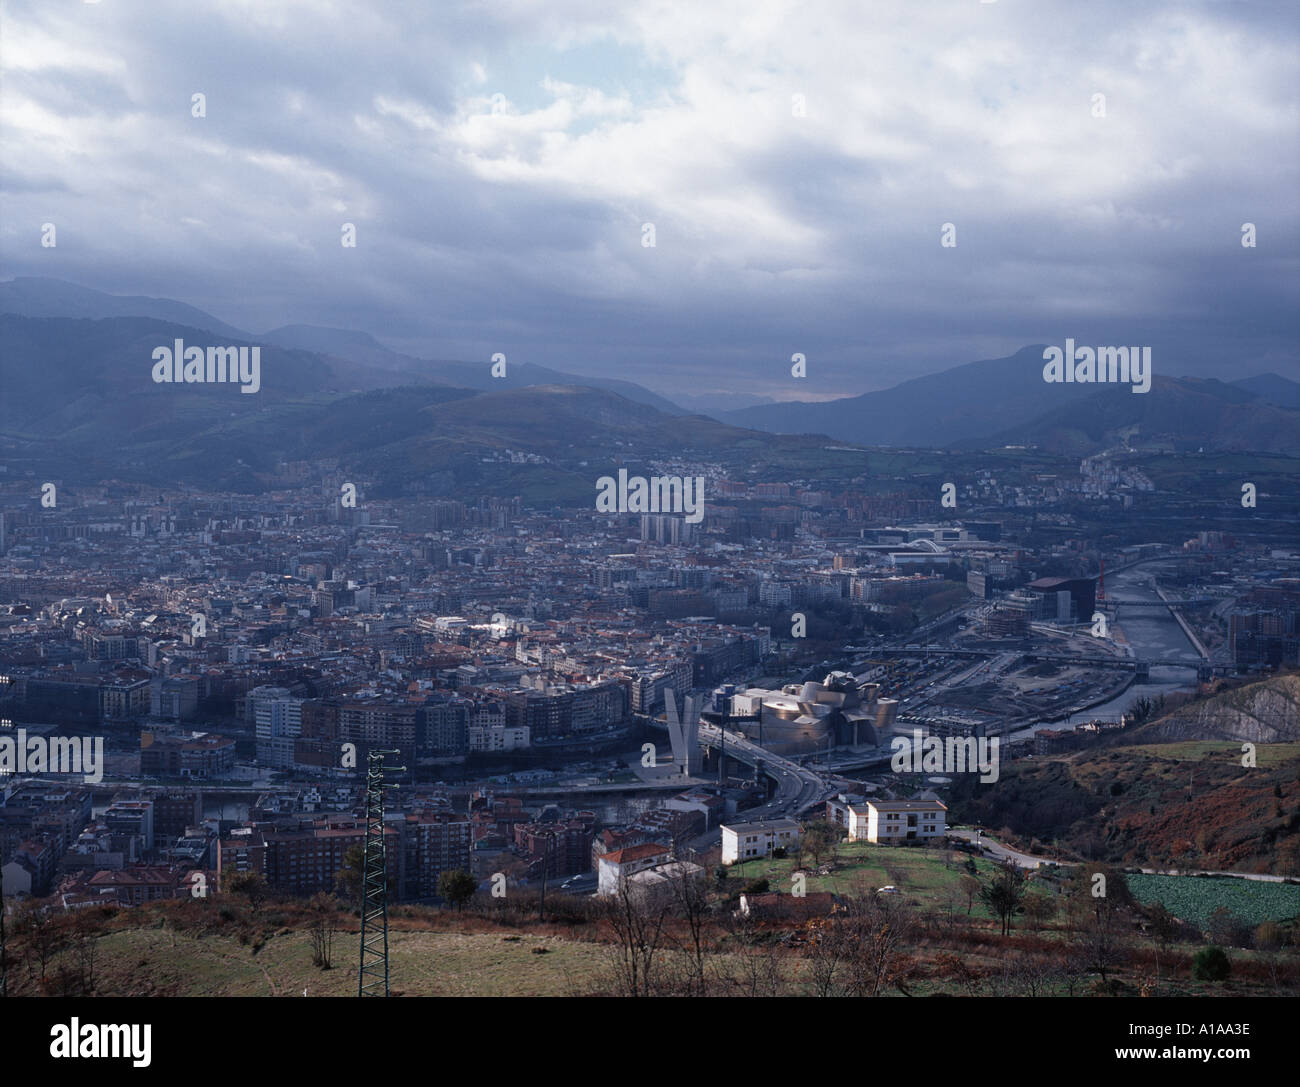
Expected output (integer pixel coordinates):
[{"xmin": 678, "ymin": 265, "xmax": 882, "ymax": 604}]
[
  {"xmin": 1232, "ymin": 372, "xmax": 1300, "ymax": 410},
  {"xmin": 0, "ymin": 276, "xmax": 249, "ymax": 339},
  {"xmin": 0, "ymin": 278, "xmax": 684, "ymax": 413},
  {"xmin": 948, "ymin": 676, "xmax": 1300, "ymax": 874},
  {"xmin": 0, "ymin": 313, "xmax": 340, "ymax": 431},
  {"xmin": 672, "ymin": 391, "xmax": 781, "ymax": 415},
  {"xmin": 970, "ymin": 375, "xmax": 1300, "ymax": 455},
  {"xmin": 724, "ymin": 344, "xmax": 1299, "ymax": 455},
  {"xmin": 721, "ymin": 346, "xmax": 1099, "ymax": 446},
  {"xmin": 0, "ymin": 313, "xmax": 837, "ymax": 494},
  {"xmin": 264, "ymin": 322, "xmax": 686, "ymax": 414},
  {"xmin": 1120, "ymin": 674, "xmax": 1300, "ymax": 746}
]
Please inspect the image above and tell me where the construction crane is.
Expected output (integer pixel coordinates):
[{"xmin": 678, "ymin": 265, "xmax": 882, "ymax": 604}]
[{"xmin": 358, "ymin": 748, "xmax": 405, "ymax": 997}]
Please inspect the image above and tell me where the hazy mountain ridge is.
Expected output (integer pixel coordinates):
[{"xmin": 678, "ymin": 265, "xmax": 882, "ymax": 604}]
[
  {"xmin": 970, "ymin": 375, "xmax": 1300, "ymax": 456},
  {"xmin": 0, "ymin": 313, "xmax": 842, "ymax": 493},
  {"xmin": 722, "ymin": 346, "xmax": 1100, "ymax": 445},
  {"xmin": 1, "ymin": 278, "xmax": 686, "ymax": 415},
  {"xmin": 0, "ymin": 314, "xmax": 341, "ymax": 431},
  {"xmin": 1231, "ymin": 372, "xmax": 1300, "ymax": 410},
  {"xmin": 0, "ymin": 276, "xmax": 250, "ymax": 339},
  {"xmin": 725, "ymin": 346, "xmax": 1298, "ymax": 455},
  {"xmin": 3, "ymin": 281, "xmax": 1294, "ymax": 478}
]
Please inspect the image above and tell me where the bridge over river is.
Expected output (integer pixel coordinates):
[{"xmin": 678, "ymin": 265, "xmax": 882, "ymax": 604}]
[{"xmin": 875, "ymin": 645, "xmax": 1213, "ymax": 681}]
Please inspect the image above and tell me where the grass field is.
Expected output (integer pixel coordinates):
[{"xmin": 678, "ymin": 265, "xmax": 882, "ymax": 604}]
[
  {"xmin": 88, "ymin": 926, "xmax": 610, "ymax": 997},
  {"xmin": 726, "ymin": 840, "xmax": 1008, "ymax": 918},
  {"xmin": 1126, "ymin": 874, "xmax": 1300, "ymax": 931},
  {"xmin": 14, "ymin": 859, "xmax": 1298, "ymax": 998},
  {"xmin": 82, "ymin": 918, "xmax": 828, "ymax": 997},
  {"xmin": 1122, "ymin": 742, "xmax": 1300, "ymax": 768}
]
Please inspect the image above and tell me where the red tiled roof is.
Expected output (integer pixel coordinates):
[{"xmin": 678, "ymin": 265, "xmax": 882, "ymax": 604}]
[{"xmin": 602, "ymin": 842, "xmax": 671, "ymax": 865}]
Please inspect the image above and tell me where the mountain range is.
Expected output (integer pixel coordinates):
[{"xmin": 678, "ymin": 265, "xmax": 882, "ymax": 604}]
[
  {"xmin": 0, "ymin": 278, "xmax": 684, "ymax": 415},
  {"xmin": 720, "ymin": 345, "xmax": 1300, "ymax": 453},
  {"xmin": 1, "ymin": 278, "xmax": 1295, "ymax": 496}
]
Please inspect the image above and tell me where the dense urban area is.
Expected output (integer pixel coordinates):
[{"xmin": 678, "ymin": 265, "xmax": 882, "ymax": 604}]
[{"xmin": 1, "ymin": 441, "xmax": 1297, "ymax": 997}]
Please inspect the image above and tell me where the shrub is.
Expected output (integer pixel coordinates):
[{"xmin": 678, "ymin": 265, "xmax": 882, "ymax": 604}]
[
  {"xmin": 1192, "ymin": 945, "xmax": 1230, "ymax": 982},
  {"xmin": 1254, "ymin": 921, "xmax": 1283, "ymax": 951}
]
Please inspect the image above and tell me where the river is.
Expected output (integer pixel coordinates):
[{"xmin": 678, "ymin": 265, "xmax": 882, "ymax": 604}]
[{"xmin": 1014, "ymin": 563, "xmax": 1202, "ymax": 736}]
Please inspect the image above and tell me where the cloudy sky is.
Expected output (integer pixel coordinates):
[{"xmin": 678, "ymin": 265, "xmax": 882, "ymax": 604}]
[{"xmin": 2, "ymin": 0, "xmax": 1297, "ymax": 403}]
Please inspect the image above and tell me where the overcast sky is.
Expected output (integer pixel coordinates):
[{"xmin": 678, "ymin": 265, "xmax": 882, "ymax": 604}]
[{"xmin": 2, "ymin": 0, "xmax": 1297, "ymax": 402}]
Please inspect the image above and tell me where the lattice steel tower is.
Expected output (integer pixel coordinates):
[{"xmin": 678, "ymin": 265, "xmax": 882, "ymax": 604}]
[{"xmin": 358, "ymin": 748, "xmax": 404, "ymax": 997}]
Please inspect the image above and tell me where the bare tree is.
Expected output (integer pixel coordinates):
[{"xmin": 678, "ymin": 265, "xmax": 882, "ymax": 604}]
[
  {"xmin": 307, "ymin": 893, "xmax": 338, "ymax": 970},
  {"xmin": 939, "ymin": 885, "xmax": 965, "ymax": 927},
  {"xmin": 1148, "ymin": 901, "xmax": 1179, "ymax": 952},
  {"xmin": 598, "ymin": 879, "xmax": 671, "ymax": 997},
  {"xmin": 1254, "ymin": 922, "xmax": 1286, "ymax": 995},
  {"xmin": 666, "ymin": 864, "xmax": 712, "ymax": 994},
  {"xmin": 17, "ymin": 902, "xmax": 60, "ymax": 989},
  {"xmin": 935, "ymin": 951, "xmax": 983, "ymax": 996},
  {"xmin": 843, "ymin": 887, "xmax": 917, "ymax": 996},
  {"xmin": 719, "ymin": 911, "xmax": 784, "ymax": 997},
  {"xmin": 1073, "ymin": 899, "xmax": 1130, "ymax": 985},
  {"xmin": 802, "ymin": 820, "xmax": 834, "ymax": 869},
  {"xmin": 1022, "ymin": 891, "xmax": 1056, "ymax": 931},
  {"xmin": 69, "ymin": 912, "xmax": 100, "ymax": 995},
  {"xmin": 995, "ymin": 950, "xmax": 1060, "ymax": 997},
  {"xmin": 806, "ymin": 917, "xmax": 853, "ymax": 997},
  {"xmin": 734, "ymin": 939, "xmax": 784, "ymax": 997},
  {"xmin": 958, "ymin": 874, "xmax": 981, "ymax": 917}
]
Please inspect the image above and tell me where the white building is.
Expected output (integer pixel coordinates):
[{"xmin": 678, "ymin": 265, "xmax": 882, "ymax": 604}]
[
  {"xmin": 625, "ymin": 860, "xmax": 707, "ymax": 905},
  {"xmin": 246, "ymin": 685, "xmax": 303, "ymax": 769},
  {"xmin": 597, "ymin": 842, "xmax": 673, "ymax": 896},
  {"xmin": 758, "ymin": 581, "xmax": 793, "ymax": 608},
  {"xmin": 720, "ymin": 819, "xmax": 801, "ymax": 865},
  {"xmin": 467, "ymin": 724, "xmax": 530, "ymax": 753},
  {"xmin": 847, "ymin": 800, "xmax": 946, "ymax": 843}
]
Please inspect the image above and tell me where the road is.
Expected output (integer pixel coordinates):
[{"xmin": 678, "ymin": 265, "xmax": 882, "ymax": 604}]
[
  {"xmin": 948, "ymin": 828, "xmax": 1291, "ymax": 882},
  {"xmin": 947, "ymin": 827, "xmax": 1055, "ymax": 869},
  {"xmin": 699, "ymin": 721, "xmax": 839, "ymax": 819},
  {"xmin": 670, "ymin": 721, "xmax": 841, "ymax": 849}
]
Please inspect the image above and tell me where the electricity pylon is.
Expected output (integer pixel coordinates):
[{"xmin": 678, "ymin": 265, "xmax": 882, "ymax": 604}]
[
  {"xmin": 1, "ymin": 858, "xmax": 8, "ymax": 998},
  {"xmin": 358, "ymin": 749, "xmax": 404, "ymax": 997}
]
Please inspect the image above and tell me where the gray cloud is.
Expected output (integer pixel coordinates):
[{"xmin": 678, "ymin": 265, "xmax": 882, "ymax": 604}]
[{"xmin": 1, "ymin": 0, "xmax": 1296, "ymax": 401}]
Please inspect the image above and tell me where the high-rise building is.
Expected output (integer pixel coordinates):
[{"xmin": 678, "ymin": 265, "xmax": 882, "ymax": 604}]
[
  {"xmin": 404, "ymin": 812, "xmax": 474, "ymax": 899},
  {"xmin": 247, "ymin": 686, "xmax": 304, "ymax": 769},
  {"xmin": 640, "ymin": 514, "xmax": 696, "ymax": 545}
]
